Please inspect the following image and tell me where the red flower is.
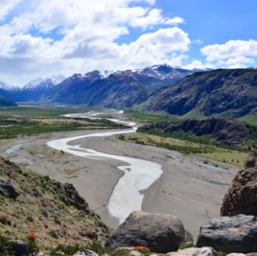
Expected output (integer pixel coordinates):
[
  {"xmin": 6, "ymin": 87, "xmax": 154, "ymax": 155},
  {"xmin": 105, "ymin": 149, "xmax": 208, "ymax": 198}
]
[
  {"xmin": 132, "ymin": 246, "xmax": 150, "ymax": 253},
  {"xmin": 27, "ymin": 232, "xmax": 36, "ymax": 241}
]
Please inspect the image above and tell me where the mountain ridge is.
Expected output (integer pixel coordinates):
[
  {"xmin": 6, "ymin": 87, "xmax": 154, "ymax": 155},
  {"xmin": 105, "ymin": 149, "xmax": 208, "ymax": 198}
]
[{"xmin": 140, "ymin": 68, "xmax": 257, "ymax": 120}]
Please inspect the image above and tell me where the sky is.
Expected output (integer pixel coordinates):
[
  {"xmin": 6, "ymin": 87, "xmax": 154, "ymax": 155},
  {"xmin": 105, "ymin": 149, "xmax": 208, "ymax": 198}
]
[{"xmin": 1, "ymin": 0, "xmax": 257, "ymax": 86}]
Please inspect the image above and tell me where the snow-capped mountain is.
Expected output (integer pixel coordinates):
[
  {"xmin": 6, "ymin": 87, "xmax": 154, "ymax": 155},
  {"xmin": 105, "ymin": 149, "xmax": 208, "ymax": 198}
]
[
  {"xmin": 100, "ymin": 64, "xmax": 194, "ymax": 82},
  {"xmin": 23, "ymin": 75, "xmax": 66, "ymax": 89},
  {"xmin": 0, "ymin": 64, "xmax": 204, "ymax": 107},
  {"xmin": 0, "ymin": 80, "xmax": 16, "ymax": 90},
  {"xmin": 40, "ymin": 64, "xmax": 200, "ymax": 108}
]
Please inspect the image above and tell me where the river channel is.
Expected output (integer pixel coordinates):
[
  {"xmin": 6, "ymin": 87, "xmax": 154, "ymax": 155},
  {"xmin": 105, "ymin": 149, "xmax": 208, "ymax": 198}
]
[{"xmin": 47, "ymin": 111, "xmax": 163, "ymax": 223}]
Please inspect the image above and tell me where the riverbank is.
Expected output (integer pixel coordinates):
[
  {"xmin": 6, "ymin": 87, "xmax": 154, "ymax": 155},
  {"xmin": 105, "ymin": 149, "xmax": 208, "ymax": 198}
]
[{"xmin": 0, "ymin": 129, "xmax": 237, "ymax": 238}]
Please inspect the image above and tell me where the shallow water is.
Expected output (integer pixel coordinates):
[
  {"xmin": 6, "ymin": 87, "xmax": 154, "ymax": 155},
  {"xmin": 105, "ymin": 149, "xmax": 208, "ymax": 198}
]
[
  {"xmin": 47, "ymin": 118, "xmax": 163, "ymax": 223},
  {"xmin": 5, "ymin": 144, "xmax": 23, "ymax": 154}
]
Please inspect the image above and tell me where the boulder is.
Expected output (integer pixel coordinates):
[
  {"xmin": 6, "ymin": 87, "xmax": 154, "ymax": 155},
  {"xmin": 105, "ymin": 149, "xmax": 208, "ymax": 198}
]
[
  {"xmin": 167, "ymin": 247, "xmax": 217, "ymax": 256},
  {"xmin": 196, "ymin": 214, "xmax": 257, "ymax": 253},
  {"xmin": 226, "ymin": 254, "xmax": 247, "ymax": 256},
  {"xmin": 105, "ymin": 211, "xmax": 193, "ymax": 253},
  {"xmin": 12, "ymin": 240, "xmax": 28, "ymax": 256},
  {"xmin": 73, "ymin": 249, "xmax": 99, "ymax": 256},
  {"xmin": 221, "ymin": 149, "xmax": 257, "ymax": 216},
  {"xmin": 0, "ymin": 178, "xmax": 19, "ymax": 199}
]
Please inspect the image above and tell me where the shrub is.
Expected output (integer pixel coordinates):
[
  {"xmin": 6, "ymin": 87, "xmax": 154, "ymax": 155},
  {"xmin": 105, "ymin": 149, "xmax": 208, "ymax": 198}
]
[
  {"xmin": 48, "ymin": 229, "xmax": 58, "ymax": 239},
  {"xmin": 179, "ymin": 242, "xmax": 195, "ymax": 250},
  {"xmin": 26, "ymin": 216, "xmax": 34, "ymax": 223},
  {"xmin": 88, "ymin": 240, "xmax": 106, "ymax": 254},
  {"xmin": 50, "ymin": 244, "xmax": 82, "ymax": 256},
  {"xmin": 0, "ymin": 215, "xmax": 11, "ymax": 225},
  {"xmin": 0, "ymin": 234, "xmax": 14, "ymax": 255},
  {"xmin": 27, "ymin": 239, "xmax": 39, "ymax": 255}
]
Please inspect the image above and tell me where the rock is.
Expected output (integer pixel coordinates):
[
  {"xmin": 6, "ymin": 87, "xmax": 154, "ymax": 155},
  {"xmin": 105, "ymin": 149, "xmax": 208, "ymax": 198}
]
[
  {"xmin": 105, "ymin": 211, "xmax": 193, "ymax": 253},
  {"xmin": 227, "ymin": 254, "xmax": 247, "ymax": 256},
  {"xmin": 167, "ymin": 247, "xmax": 217, "ymax": 256},
  {"xmin": 12, "ymin": 240, "xmax": 28, "ymax": 256},
  {"xmin": 128, "ymin": 250, "xmax": 143, "ymax": 256},
  {"xmin": 73, "ymin": 249, "xmax": 99, "ymax": 256},
  {"xmin": 0, "ymin": 178, "xmax": 19, "ymax": 199},
  {"xmin": 196, "ymin": 214, "xmax": 257, "ymax": 253},
  {"xmin": 221, "ymin": 149, "xmax": 257, "ymax": 216}
]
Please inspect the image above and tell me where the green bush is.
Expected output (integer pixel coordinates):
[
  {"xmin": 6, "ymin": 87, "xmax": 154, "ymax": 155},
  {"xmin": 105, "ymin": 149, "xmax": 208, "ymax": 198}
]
[
  {"xmin": 50, "ymin": 244, "xmax": 82, "ymax": 256},
  {"xmin": 179, "ymin": 242, "xmax": 195, "ymax": 250},
  {"xmin": 0, "ymin": 234, "xmax": 14, "ymax": 256}
]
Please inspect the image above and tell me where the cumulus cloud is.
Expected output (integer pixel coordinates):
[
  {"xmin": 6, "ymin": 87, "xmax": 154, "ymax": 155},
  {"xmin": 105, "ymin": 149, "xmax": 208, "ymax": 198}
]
[
  {"xmin": 183, "ymin": 60, "xmax": 214, "ymax": 70},
  {"xmin": 0, "ymin": 0, "xmax": 21, "ymax": 21},
  {"xmin": 201, "ymin": 39, "xmax": 257, "ymax": 68},
  {"xmin": 166, "ymin": 16, "xmax": 184, "ymax": 25},
  {"xmin": 0, "ymin": 0, "xmax": 188, "ymax": 85},
  {"xmin": 201, "ymin": 40, "xmax": 257, "ymax": 61}
]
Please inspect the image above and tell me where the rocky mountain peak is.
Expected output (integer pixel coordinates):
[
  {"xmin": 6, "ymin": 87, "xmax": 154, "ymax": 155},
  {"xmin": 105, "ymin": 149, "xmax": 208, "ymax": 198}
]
[{"xmin": 0, "ymin": 80, "xmax": 15, "ymax": 90}]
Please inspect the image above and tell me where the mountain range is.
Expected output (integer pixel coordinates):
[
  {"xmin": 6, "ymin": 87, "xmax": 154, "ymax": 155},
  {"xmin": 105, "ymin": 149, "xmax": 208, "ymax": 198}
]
[
  {"xmin": 1, "ymin": 65, "xmax": 257, "ymax": 124},
  {"xmin": 141, "ymin": 68, "xmax": 257, "ymax": 120},
  {"xmin": 0, "ymin": 64, "xmax": 196, "ymax": 107}
]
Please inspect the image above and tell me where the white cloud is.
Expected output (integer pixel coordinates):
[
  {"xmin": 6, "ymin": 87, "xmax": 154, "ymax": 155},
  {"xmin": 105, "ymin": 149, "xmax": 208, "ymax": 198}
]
[
  {"xmin": 166, "ymin": 16, "xmax": 184, "ymax": 25},
  {"xmin": 0, "ymin": 0, "xmax": 190, "ymax": 85},
  {"xmin": 216, "ymin": 56, "xmax": 255, "ymax": 69},
  {"xmin": 201, "ymin": 39, "xmax": 257, "ymax": 62},
  {"xmin": 199, "ymin": 40, "xmax": 257, "ymax": 69},
  {"xmin": 184, "ymin": 60, "xmax": 210, "ymax": 70},
  {"xmin": 0, "ymin": 0, "xmax": 21, "ymax": 21}
]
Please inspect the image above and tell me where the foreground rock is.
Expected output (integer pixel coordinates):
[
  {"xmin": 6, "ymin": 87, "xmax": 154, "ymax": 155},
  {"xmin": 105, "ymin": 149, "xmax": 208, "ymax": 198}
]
[
  {"xmin": 0, "ymin": 178, "xmax": 19, "ymax": 199},
  {"xmin": 168, "ymin": 247, "xmax": 217, "ymax": 256},
  {"xmin": 105, "ymin": 211, "xmax": 193, "ymax": 253},
  {"xmin": 197, "ymin": 214, "xmax": 257, "ymax": 253},
  {"xmin": 221, "ymin": 148, "xmax": 257, "ymax": 216}
]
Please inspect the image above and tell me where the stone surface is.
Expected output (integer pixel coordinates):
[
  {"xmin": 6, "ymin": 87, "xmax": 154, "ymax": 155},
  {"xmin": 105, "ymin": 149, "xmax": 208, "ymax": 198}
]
[
  {"xmin": 196, "ymin": 214, "xmax": 257, "ymax": 253},
  {"xmin": 221, "ymin": 149, "xmax": 257, "ymax": 216},
  {"xmin": 73, "ymin": 249, "xmax": 99, "ymax": 256},
  {"xmin": 128, "ymin": 250, "xmax": 143, "ymax": 256},
  {"xmin": 105, "ymin": 211, "xmax": 193, "ymax": 253},
  {"xmin": 168, "ymin": 247, "xmax": 217, "ymax": 256},
  {"xmin": 0, "ymin": 178, "xmax": 19, "ymax": 199},
  {"xmin": 227, "ymin": 254, "xmax": 247, "ymax": 256},
  {"xmin": 12, "ymin": 240, "xmax": 28, "ymax": 256}
]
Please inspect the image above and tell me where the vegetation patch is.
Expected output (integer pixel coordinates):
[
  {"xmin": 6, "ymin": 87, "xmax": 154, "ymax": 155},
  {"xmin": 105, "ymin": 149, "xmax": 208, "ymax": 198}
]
[
  {"xmin": 0, "ymin": 156, "xmax": 110, "ymax": 254},
  {"xmin": 0, "ymin": 106, "xmax": 128, "ymax": 139},
  {"xmin": 119, "ymin": 132, "xmax": 247, "ymax": 167}
]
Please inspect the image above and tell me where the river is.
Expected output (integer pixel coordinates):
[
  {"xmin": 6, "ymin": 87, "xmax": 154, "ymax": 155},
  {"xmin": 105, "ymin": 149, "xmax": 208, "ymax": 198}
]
[{"xmin": 47, "ymin": 111, "xmax": 163, "ymax": 223}]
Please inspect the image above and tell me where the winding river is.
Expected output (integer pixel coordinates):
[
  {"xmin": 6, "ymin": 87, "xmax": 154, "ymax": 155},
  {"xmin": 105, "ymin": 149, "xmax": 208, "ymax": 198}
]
[{"xmin": 47, "ymin": 112, "xmax": 163, "ymax": 223}]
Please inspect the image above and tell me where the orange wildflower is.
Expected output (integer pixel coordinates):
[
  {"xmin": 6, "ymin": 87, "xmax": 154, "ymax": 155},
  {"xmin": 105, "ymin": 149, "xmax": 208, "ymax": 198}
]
[
  {"xmin": 27, "ymin": 232, "xmax": 36, "ymax": 241},
  {"xmin": 132, "ymin": 245, "xmax": 150, "ymax": 253}
]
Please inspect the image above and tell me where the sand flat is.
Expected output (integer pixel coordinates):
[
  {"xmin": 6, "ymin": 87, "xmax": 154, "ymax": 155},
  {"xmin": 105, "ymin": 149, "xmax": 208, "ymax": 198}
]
[{"xmin": 0, "ymin": 129, "xmax": 237, "ymax": 239}]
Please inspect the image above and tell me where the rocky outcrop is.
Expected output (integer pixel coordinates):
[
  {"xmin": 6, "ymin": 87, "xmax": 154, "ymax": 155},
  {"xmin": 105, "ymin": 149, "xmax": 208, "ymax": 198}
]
[
  {"xmin": 168, "ymin": 247, "xmax": 217, "ymax": 256},
  {"xmin": 105, "ymin": 211, "xmax": 193, "ymax": 253},
  {"xmin": 221, "ymin": 149, "xmax": 257, "ymax": 216},
  {"xmin": 196, "ymin": 214, "xmax": 257, "ymax": 253},
  {"xmin": 0, "ymin": 178, "xmax": 19, "ymax": 199}
]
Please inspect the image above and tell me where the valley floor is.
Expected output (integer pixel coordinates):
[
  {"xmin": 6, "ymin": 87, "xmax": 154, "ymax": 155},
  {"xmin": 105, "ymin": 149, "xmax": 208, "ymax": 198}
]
[{"xmin": 0, "ymin": 130, "xmax": 237, "ymax": 239}]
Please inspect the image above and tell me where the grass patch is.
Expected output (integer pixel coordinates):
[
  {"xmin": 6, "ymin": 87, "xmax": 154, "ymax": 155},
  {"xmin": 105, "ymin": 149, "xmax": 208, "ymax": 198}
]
[
  {"xmin": 0, "ymin": 106, "xmax": 129, "ymax": 139},
  {"xmin": 239, "ymin": 115, "xmax": 257, "ymax": 127},
  {"xmin": 124, "ymin": 110, "xmax": 177, "ymax": 123},
  {"xmin": 119, "ymin": 132, "xmax": 247, "ymax": 167}
]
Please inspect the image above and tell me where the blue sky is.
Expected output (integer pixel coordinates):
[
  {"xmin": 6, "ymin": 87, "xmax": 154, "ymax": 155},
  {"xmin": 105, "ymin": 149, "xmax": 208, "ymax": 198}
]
[{"xmin": 0, "ymin": 0, "xmax": 257, "ymax": 86}]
